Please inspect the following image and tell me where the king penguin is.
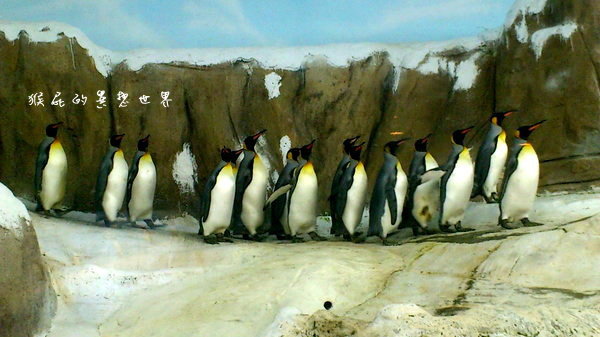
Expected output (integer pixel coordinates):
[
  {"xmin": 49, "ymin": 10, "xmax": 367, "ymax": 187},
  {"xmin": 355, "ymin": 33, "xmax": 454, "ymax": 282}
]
[
  {"xmin": 231, "ymin": 129, "xmax": 268, "ymax": 239},
  {"xmin": 269, "ymin": 147, "xmax": 301, "ymax": 239},
  {"xmin": 472, "ymin": 110, "xmax": 516, "ymax": 203},
  {"xmin": 95, "ymin": 134, "xmax": 128, "ymax": 227},
  {"xmin": 329, "ymin": 136, "xmax": 360, "ymax": 236},
  {"xmin": 402, "ymin": 134, "xmax": 439, "ymax": 235},
  {"xmin": 35, "ymin": 122, "xmax": 68, "ymax": 214},
  {"xmin": 439, "ymin": 126, "xmax": 475, "ymax": 233},
  {"xmin": 331, "ymin": 143, "xmax": 368, "ymax": 241},
  {"xmin": 367, "ymin": 138, "xmax": 410, "ymax": 245},
  {"xmin": 499, "ymin": 120, "xmax": 546, "ymax": 230},
  {"xmin": 199, "ymin": 147, "xmax": 243, "ymax": 244},
  {"xmin": 125, "ymin": 135, "xmax": 156, "ymax": 228}
]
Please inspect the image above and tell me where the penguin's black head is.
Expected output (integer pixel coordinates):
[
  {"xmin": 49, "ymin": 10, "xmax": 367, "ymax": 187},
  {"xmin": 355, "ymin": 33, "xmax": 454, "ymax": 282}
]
[
  {"xmin": 349, "ymin": 142, "xmax": 364, "ymax": 161},
  {"xmin": 287, "ymin": 148, "xmax": 301, "ymax": 162},
  {"xmin": 343, "ymin": 136, "xmax": 360, "ymax": 154},
  {"xmin": 243, "ymin": 129, "xmax": 267, "ymax": 152},
  {"xmin": 300, "ymin": 140, "xmax": 316, "ymax": 160},
  {"xmin": 414, "ymin": 133, "xmax": 432, "ymax": 152},
  {"xmin": 516, "ymin": 120, "xmax": 546, "ymax": 140},
  {"xmin": 137, "ymin": 135, "xmax": 150, "ymax": 152},
  {"xmin": 110, "ymin": 134, "xmax": 125, "ymax": 148},
  {"xmin": 491, "ymin": 110, "xmax": 517, "ymax": 126},
  {"xmin": 231, "ymin": 148, "xmax": 244, "ymax": 163},
  {"xmin": 451, "ymin": 126, "xmax": 474, "ymax": 146},
  {"xmin": 45, "ymin": 122, "xmax": 63, "ymax": 138},
  {"xmin": 384, "ymin": 138, "xmax": 410, "ymax": 156},
  {"xmin": 220, "ymin": 147, "xmax": 232, "ymax": 162}
]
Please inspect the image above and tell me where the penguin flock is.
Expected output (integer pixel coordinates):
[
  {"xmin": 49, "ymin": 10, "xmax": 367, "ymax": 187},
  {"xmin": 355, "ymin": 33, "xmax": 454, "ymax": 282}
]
[{"xmin": 33, "ymin": 111, "xmax": 546, "ymax": 245}]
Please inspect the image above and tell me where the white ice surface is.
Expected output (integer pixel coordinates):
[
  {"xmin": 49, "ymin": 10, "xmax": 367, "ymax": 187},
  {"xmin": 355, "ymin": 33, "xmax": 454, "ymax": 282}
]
[
  {"xmin": 0, "ymin": 182, "xmax": 30, "ymax": 237},
  {"xmin": 505, "ymin": 0, "xmax": 548, "ymax": 27},
  {"xmin": 172, "ymin": 143, "xmax": 198, "ymax": 194}
]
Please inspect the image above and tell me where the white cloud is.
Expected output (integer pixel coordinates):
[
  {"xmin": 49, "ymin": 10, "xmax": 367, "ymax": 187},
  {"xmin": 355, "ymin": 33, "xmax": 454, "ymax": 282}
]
[{"xmin": 183, "ymin": 0, "xmax": 269, "ymax": 45}]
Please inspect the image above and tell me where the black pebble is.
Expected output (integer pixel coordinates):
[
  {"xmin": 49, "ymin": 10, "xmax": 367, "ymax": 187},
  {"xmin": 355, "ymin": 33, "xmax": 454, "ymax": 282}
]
[{"xmin": 324, "ymin": 301, "xmax": 333, "ymax": 310}]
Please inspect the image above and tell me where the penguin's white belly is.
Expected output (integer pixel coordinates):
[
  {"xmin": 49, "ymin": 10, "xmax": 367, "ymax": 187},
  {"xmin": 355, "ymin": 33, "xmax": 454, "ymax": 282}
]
[
  {"xmin": 501, "ymin": 148, "xmax": 539, "ymax": 221},
  {"xmin": 288, "ymin": 170, "xmax": 318, "ymax": 235},
  {"xmin": 342, "ymin": 166, "xmax": 367, "ymax": 235},
  {"xmin": 413, "ymin": 178, "xmax": 441, "ymax": 229},
  {"xmin": 102, "ymin": 155, "xmax": 128, "ymax": 222},
  {"xmin": 483, "ymin": 141, "xmax": 508, "ymax": 197},
  {"xmin": 40, "ymin": 143, "xmax": 67, "ymax": 211},
  {"xmin": 203, "ymin": 170, "xmax": 236, "ymax": 235},
  {"xmin": 442, "ymin": 159, "xmax": 474, "ymax": 225},
  {"xmin": 381, "ymin": 169, "xmax": 408, "ymax": 237},
  {"xmin": 128, "ymin": 158, "xmax": 156, "ymax": 221},
  {"xmin": 425, "ymin": 154, "xmax": 439, "ymax": 170},
  {"xmin": 241, "ymin": 159, "xmax": 268, "ymax": 235}
]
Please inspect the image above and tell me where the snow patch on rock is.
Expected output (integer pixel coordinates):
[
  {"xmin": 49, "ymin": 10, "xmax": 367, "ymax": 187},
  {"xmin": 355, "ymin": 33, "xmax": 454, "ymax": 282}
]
[
  {"xmin": 416, "ymin": 53, "xmax": 481, "ymax": 91},
  {"xmin": 505, "ymin": 0, "xmax": 548, "ymax": 27},
  {"xmin": 515, "ymin": 17, "xmax": 530, "ymax": 43},
  {"xmin": 279, "ymin": 136, "xmax": 292, "ymax": 165},
  {"xmin": 0, "ymin": 182, "xmax": 30, "ymax": 237},
  {"xmin": 530, "ymin": 22, "xmax": 578, "ymax": 59},
  {"xmin": 172, "ymin": 143, "xmax": 197, "ymax": 194},
  {"xmin": 264, "ymin": 72, "xmax": 282, "ymax": 100}
]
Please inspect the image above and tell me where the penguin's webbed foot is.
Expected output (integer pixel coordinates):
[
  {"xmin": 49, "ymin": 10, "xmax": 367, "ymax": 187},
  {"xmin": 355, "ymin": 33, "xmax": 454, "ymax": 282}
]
[
  {"xmin": 521, "ymin": 218, "xmax": 544, "ymax": 227},
  {"xmin": 276, "ymin": 234, "xmax": 293, "ymax": 240},
  {"xmin": 103, "ymin": 220, "xmax": 112, "ymax": 228},
  {"xmin": 439, "ymin": 224, "xmax": 456, "ymax": 233},
  {"xmin": 204, "ymin": 235, "xmax": 219, "ymax": 245},
  {"xmin": 499, "ymin": 219, "xmax": 519, "ymax": 230},
  {"xmin": 216, "ymin": 233, "xmax": 233, "ymax": 243},
  {"xmin": 351, "ymin": 234, "xmax": 365, "ymax": 244},
  {"xmin": 454, "ymin": 222, "xmax": 475, "ymax": 232},
  {"xmin": 309, "ymin": 232, "xmax": 327, "ymax": 242},
  {"xmin": 291, "ymin": 236, "xmax": 304, "ymax": 243},
  {"xmin": 144, "ymin": 219, "xmax": 156, "ymax": 229},
  {"xmin": 381, "ymin": 238, "xmax": 394, "ymax": 246}
]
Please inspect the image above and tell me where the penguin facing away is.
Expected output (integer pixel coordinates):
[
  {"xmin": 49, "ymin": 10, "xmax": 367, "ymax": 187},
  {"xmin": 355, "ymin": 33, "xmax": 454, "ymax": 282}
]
[
  {"xmin": 332, "ymin": 143, "xmax": 368, "ymax": 241},
  {"xmin": 499, "ymin": 120, "xmax": 546, "ymax": 230},
  {"xmin": 126, "ymin": 135, "xmax": 157, "ymax": 228},
  {"xmin": 269, "ymin": 147, "xmax": 301, "ymax": 239},
  {"xmin": 439, "ymin": 126, "xmax": 476, "ymax": 233},
  {"xmin": 95, "ymin": 134, "xmax": 128, "ymax": 226},
  {"xmin": 472, "ymin": 110, "xmax": 516, "ymax": 203},
  {"xmin": 402, "ymin": 134, "xmax": 439, "ymax": 235},
  {"xmin": 329, "ymin": 136, "xmax": 361, "ymax": 236},
  {"xmin": 411, "ymin": 169, "xmax": 445, "ymax": 232},
  {"xmin": 200, "ymin": 147, "xmax": 243, "ymax": 244},
  {"xmin": 35, "ymin": 122, "xmax": 68, "ymax": 214},
  {"xmin": 230, "ymin": 129, "xmax": 268, "ymax": 238},
  {"xmin": 367, "ymin": 138, "xmax": 410, "ymax": 245}
]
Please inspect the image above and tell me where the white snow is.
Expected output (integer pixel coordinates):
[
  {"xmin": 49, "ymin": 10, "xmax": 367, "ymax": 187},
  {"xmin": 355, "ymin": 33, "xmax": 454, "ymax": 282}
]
[
  {"xmin": 255, "ymin": 136, "xmax": 276, "ymax": 189},
  {"xmin": 416, "ymin": 52, "xmax": 481, "ymax": 91},
  {"xmin": 0, "ymin": 182, "xmax": 30, "ymax": 237},
  {"xmin": 530, "ymin": 22, "xmax": 578, "ymax": 59},
  {"xmin": 172, "ymin": 143, "xmax": 198, "ymax": 194},
  {"xmin": 0, "ymin": 20, "xmax": 491, "ymax": 84},
  {"xmin": 264, "ymin": 72, "xmax": 282, "ymax": 100},
  {"xmin": 279, "ymin": 135, "xmax": 292, "ymax": 165},
  {"xmin": 515, "ymin": 17, "xmax": 530, "ymax": 43},
  {"xmin": 505, "ymin": 0, "xmax": 548, "ymax": 27}
]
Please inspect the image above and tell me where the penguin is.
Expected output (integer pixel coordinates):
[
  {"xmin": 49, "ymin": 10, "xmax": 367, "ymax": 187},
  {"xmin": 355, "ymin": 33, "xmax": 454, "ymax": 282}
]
[
  {"xmin": 269, "ymin": 147, "xmax": 301, "ymax": 239},
  {"xmin": 95, "ymin": 134, "xmax": 128, "ymax": 226},
  {"xmin": 199, "ymin": 147, "xmax": 243, "ymax": 244},
  {"xmin": 230, "ymin": 129, "xmax": 268, "ymax": 239},
  {"xmin": 329, "ymin": 136, "xmax": 360, "ymax": 236},
  {"xmin": 34, "ymin": 122, "xmax": 68, "ymax": 214},
  {"xmin": 472, "ymin": 110, "xmax": 516, "ymax": 203},
  {"xmin": 402, "ymin": 134, "xmax": 439, "ymax": 235},
  {"xmin": 268, "ymin": 140, "xmax": 324, "ymax": 242},
  {"xmin": 499, "ymin": 120, "xmax": 546, "ymax": 230},
  {"xmin": 439, "ymin": 126, "xmax": 476, "ymax": 233},
  {"xmin": 411, "ymin": 169, "xmax": 445, "ymax": 232},
  {"xmin": 367, "ymin": 138, "xmax": 410, "ymax": 245},
  {"xmin": 332, "ymin": 143, "xmax": 368, "ymax": 241},
  {"xmin": 125, "ymin": 135, "xmax": 156, "ymax": 228}
]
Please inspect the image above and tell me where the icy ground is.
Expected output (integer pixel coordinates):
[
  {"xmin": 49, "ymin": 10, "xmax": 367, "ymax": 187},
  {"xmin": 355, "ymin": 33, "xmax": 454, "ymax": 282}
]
[{"xmin": 31, "ymin": 192, "xmax": 600, "ymax": 337}]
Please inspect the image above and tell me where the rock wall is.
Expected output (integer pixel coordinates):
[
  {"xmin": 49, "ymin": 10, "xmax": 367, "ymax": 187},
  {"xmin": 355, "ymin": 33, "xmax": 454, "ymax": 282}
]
[
  {"xmin": 0, "ymin": 0, "xmax": 598, "ymax": 215},
  {"xmin": 0, "ymin": 183, "xmax": 55, "ymax": 337}
]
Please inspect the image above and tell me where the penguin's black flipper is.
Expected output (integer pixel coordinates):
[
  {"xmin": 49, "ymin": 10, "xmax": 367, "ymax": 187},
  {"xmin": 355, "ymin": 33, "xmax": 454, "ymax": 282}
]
[
  {"xmin": 125, "ymin": 151, "xmax": 144, "ymax": 219},
  {"xmin": 330, "ymin": 157, "xmax": 351, "ymax": 234},
  {"xmin": 95, "ymin": 149, "xmax": 117, "ymax": 220},
  {"xmin": 271, "ymin": 161, "xmax": 299, "ymax": 235},
  {"xmin": 499, "ymin": 145, "xmax": 522, "ymax": 202},
  {"xmin": 472, "ymin": 135, "xmax": 497, "ymax": 198},
  {"xmin": 231, "ymin": 151, "xmax": 255, "ymax": 233},
  {"xmin": 201, "ymin": 161, "xmax": 227, "ymax": 223},
  {"xmin": 34, "ymin": 138, "xmax": 53, "ymax": 206},
  {"xmin": 332, "ymin": 161, "xmax": 357, "ymax": 236},
  {"xmin": 386, "ymin": 178, "xmax": 398, "ymax": 227}
]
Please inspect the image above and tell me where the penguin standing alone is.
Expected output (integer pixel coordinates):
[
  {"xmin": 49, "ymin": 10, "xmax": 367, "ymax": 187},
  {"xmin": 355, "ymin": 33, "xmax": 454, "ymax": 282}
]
[
  {"xmin": 269, "ymin": 147, "xmax": 301, "ymax": 239},
  {"xmin": 35, "ymin": 122, "xmax": 68, "ymax": 214},
  {"xmin": 329, "ymin": 136, "xmax": 360, "ymax": 236},
  {"xmin": 499, "ymin": 120, "xmax": 546, "ymax": 229},
  {"xmin": 199, "ymin": 147, "xmax": 243, "ymax": 243},
  {"xmin": 367, "ymin": 138, "xmax": 410, "ymax": 245},
  {"xmin": 331, "ymin": 143, "xmax": 368, "ymax": 241},
  {"xmin": 231, "ymin": 130, "xmax": 268, "ymax": 239},
  {"xmin": 472, "ymin": 110, "xmax": 515, "ymax": 203},
  {"xmin": 439, "ymin": 127, "xmax": 475, "ymax": 233},
  {"xmin": 95, "ymin": 134, "xmax": 128, "ymax": 226},
  {"xmin": 126, "ymin": 135, "xmax": 157, "ymax": 228}
]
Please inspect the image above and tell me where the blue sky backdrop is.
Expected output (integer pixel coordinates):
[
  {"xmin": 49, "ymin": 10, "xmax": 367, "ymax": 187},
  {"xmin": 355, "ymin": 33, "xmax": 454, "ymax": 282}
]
[{"xmin": 2, "ymin": 0, "xmax": 516, "ymax": 50}]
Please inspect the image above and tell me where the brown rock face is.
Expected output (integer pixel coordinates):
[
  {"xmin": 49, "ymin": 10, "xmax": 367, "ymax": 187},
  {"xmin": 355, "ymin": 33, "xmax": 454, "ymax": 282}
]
[{"xmin": 0, "ymin": 0, "xmax": 598, "ymax": 216}]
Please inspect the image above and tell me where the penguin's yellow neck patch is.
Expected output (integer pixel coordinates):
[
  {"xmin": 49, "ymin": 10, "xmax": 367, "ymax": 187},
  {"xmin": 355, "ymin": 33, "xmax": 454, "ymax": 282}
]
[
  {"xmin": 115, "ymin": 149, "xmax": 124, "ymax": 159},
  {"xmin": 50, "ymin": 140, "xmax": 63, "ymax": 151},
  {"xmin": 356, "ymin": 162, "xmax": 366, "ymax": 174},
  {"xmin": 498, "ymin": 130, "xmax": 506, "ymax": 143},
  {"xmin": 140, "ymin": 152, "xmax": 153, "ymax": 164},
  {"xmin": 222, "ymin": 162, "xmax": 234, "ymax": 176},
  {"xmin": 301, "ymin": 162, "xmax": 315, "ymax": 176},
  {"xmin": 459, "ymin": 147, "xmax": 471, "ymax": 161}
]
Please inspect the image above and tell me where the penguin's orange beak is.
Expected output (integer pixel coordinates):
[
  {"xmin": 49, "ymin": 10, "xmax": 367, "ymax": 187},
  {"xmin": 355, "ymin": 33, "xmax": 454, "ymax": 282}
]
[
  {"xmin": 504, "ymin": 110, "xmax": 517, "ymax": 117},
  {"xmin": 115, "ymin": 134, "xmax": 125, "ymax": 141},
  {"xmin": 304, "ymin": 139, "xmax": 316, "ymax": 150},
  {"xmin": 252, "ymin": 129, "xmax": 267, "ymax": 140},
  {"xmin": 529, "ymin": 120, "xmax": 546, "ymax": 131},
  {"xmin": 396, "ymin": 137, "xmax": 411, "ymax": 145},
  {"xmin": 143, "ymin": 134, "xmax": 150, "ymax": 141},
  {"xmin": 461, "ymin": 126, "xmax": 475, "ymax": 134},
  {"xmin": 52, "ymin": 122, "xmax": 63, "ymax": 128}
]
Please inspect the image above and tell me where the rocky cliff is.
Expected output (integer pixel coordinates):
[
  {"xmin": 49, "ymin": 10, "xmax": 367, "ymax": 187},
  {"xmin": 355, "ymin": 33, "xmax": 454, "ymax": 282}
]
[{"xmin": 0, "ymin": 0, "xmax": 598, "ymax": 215}]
